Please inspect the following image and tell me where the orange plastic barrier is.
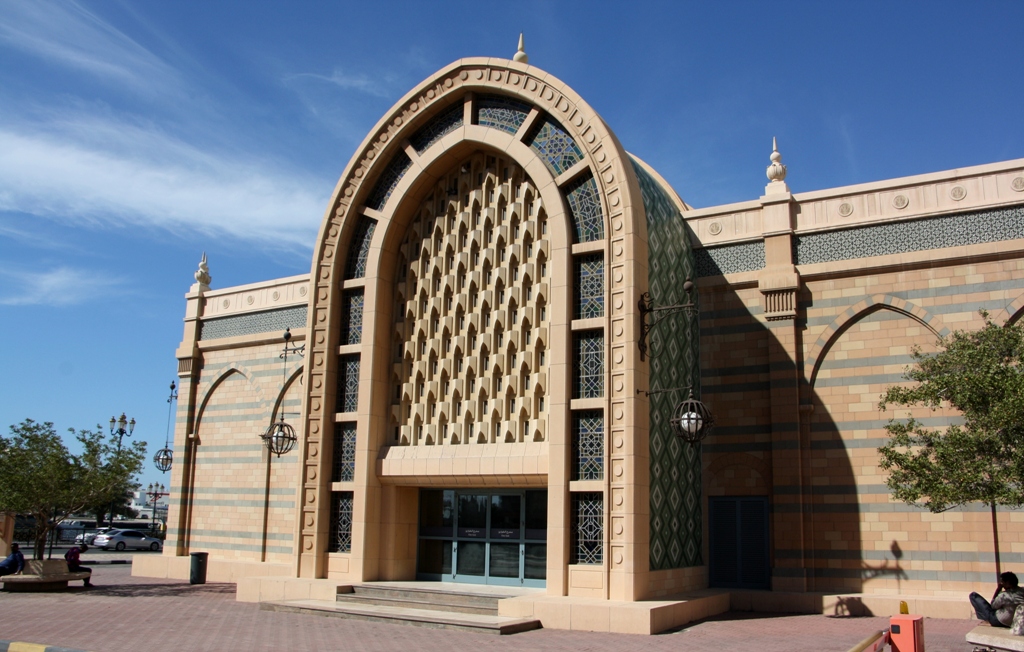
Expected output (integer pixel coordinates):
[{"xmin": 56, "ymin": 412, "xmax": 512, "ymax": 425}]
[{"xmin": 889, "ymin": 614, "xmax": 925, "ymax": 652}]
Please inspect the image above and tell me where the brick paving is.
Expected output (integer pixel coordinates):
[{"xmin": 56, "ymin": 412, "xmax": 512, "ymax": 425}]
[{"xmin": 0, "ymin": 566, "xmax": 979, "ymax": 651}]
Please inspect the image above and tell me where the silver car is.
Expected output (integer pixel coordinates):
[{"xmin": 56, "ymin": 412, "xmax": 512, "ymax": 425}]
[{"xmin": 93, "ymin": 529, "xmax": 162, "ymax": 551}]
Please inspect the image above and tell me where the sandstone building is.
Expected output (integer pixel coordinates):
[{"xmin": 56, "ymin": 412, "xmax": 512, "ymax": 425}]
[{"xmin": 135, "ymin": 45, "xmax": 1024, "ymax": 632}]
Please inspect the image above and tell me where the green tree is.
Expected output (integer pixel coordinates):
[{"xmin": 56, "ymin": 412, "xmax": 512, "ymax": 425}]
[
  {"xmin": 90, "ymin": 487, "xmax": 141, "ymax": 526},
  {"xmin": 878, "ymin": 312, "xmax": 1024, "ymax": 578},
  {"xmin": 0, "ymin": 419, "xmax": 146, "ymax": 559}
]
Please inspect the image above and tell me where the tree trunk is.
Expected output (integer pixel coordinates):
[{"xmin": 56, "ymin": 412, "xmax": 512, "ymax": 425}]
[
  {"xmin": 991, "ymin": 502, "xmax": 1002, "ymax": 581},
  {"xmin": 33, "ymin": 524, "xmax": 48, "ymax": 560}
]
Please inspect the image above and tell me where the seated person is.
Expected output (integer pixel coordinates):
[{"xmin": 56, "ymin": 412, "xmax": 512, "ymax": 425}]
[
  {"xmin": 0, "ymin": 543, "xmax": 25, "ymax": 577},
  {"xmin": 64, "ymin": 544, "xmax": 93, "ymax": 587},
  {"xmin": 971, "ymin": 571, "xmax": 1024, "ymax": 627}
]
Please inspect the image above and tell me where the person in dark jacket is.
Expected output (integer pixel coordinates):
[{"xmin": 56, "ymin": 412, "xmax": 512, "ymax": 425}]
[
  {"xmin": 0, "ymin": 543, "xmax": 25, "ymax": 576},
  {"xmin": 971, "ymin": 571, "xmax": 1024, "ymax": 627},
  {"xmin": 64, "ymin": 544, "xmax": 93, "ymax": 587}
]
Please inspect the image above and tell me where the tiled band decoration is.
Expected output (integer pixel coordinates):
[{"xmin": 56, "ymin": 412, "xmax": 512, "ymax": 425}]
[
  {"xmin": 695, "ymin": 241, "xmax": 766, "ymax": 277},
  {"xmin": 336, "ymin": 355, "xmax": 360, "ymax": 413},
  {"xmin": 475, "ymin": 94, "xmax": 531, "ymax": 134},
  {"xmin": 527, "ymin": 116, "xmax": 585, "ymax": 176},
  {"xmin": 572, "ymin": 411, "xmax": 604, "ymax": 481},
  {"xmin": 344, "ymin": 217, "xmax": 377, "ymax": 279},
  {"xmin": 410, "ymin": 102, "xmax": 464, "ymax": 153},
  {"xmin": 328, "ymin": 491, "xmax": 353, "ymax": 553},
  {"xmin": 198, "ymin": 305, "xmax": 308, "ymax": 341},
  {"xmin": 366, "ymin": 153, "xmax": 412, "ymax": 212},
  {"xmin": 794, "ymin": 204, "xmax": 1024, "ymax": 265},
  {"xmin": 389, "ymin": 154, "xmax": 551, "ymax": 446},
  {"xmin": 332, "ymin": 423, "xmax": 356, "ymax": 483},
  {"xmin": 571, "ymin": 492, "xmax": 604, "ymax": 564},
  {"xmin": 574, "ymin": 254, "xmax": 604, "ymax": 319},
  {"xmin": 632, "ymin": 157, "xmax": 703, "ymax": 570},
  {"xmin": 340, "ymin": 290, "xmax": 364, "ymax": 345},
  {"xmin": 564, "ymin": 173, "xmax": 605, "ymax": 243}
]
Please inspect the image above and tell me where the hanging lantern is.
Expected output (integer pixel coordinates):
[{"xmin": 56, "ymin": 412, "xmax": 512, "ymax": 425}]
[
  {"xmin": 262, "ymin": 417, "xmax": 297, "ymax": 457},
  {"xmin": 153, "ymin": 447, "xmax": 173, "ymax": 472},
  {"xmin": 670, "ymin": 390, "xmax": 714, "ymax": 445}
]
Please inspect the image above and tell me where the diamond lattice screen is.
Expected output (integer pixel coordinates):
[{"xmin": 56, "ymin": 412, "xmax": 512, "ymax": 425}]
[
  {"xmin": 390, "ymin": 153, "xmax": 551, "ymax": 447},
  {"xmin": 631, "ymin": 158, "xmax": 702, "ymax": 570}
]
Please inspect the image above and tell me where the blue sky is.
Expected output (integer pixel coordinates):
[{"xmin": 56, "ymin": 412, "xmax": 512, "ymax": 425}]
[{"xmin": 2, "ymin": 0, "xmax": 1023, "ymax": 491}]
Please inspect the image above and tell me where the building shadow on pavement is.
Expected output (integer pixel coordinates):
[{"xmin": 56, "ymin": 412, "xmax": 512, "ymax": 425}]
[{"xmin": 64, "ymin": 582, "xmax": 235, "ymax": 598}]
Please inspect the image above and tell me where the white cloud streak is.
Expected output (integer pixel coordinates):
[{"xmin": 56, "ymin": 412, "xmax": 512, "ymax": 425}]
[
  {"xmin": 0, "ymin": 265, "xmax": 126, "ymax": 306},
  {"xmin": 0, "ymin": 118, "xmax": 329, "ymax": 247},
  {"xmin": 0, "ymin": 0, "xmax": 181, "ymax": 99}
]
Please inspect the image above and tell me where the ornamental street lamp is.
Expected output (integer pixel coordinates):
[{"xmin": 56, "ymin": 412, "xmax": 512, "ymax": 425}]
[
  {"xmin": 146, "ymin": 482, "xmax": 168, "ymax": 531},
  {"xmin": 260, "ymin": 328, "xmax": 304, "ymax": 457},
  {"xmin": 154, "ymin": 382, "xmax": 177, "ymax": 473},
  {"xmin": 107, "ymin": 413, "xmax": 135, "ymax": 526}
]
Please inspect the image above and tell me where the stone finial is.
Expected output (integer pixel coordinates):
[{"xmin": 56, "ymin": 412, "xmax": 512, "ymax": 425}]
[
  {"xmin": 513, "ymin": 33, "xmax": 528, "ymax": 64},
  {"xmin": 766, "ymin": 136, "xmax": 787, "ymax": 183},
  {"xmin": 194, "ymin": 252, "xmax": 211, "ymax": 288}
]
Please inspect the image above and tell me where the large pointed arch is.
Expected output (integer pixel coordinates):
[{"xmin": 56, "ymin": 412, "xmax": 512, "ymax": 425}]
[
  {"xmin": 805, "ymin": 295, "xmax": 950, "ymax": 388},
  {"xmin": 295, "ymin": 57, "xmax": 661, "ymax": 596}
]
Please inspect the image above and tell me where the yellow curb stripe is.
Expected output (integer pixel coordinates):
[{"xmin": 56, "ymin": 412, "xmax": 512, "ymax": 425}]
[{"xmin": 8, "ymin": 644, "xmax": 48, "ymax": 652}]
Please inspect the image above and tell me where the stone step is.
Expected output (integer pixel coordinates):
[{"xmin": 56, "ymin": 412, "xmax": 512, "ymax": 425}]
[
  {"xmin": 261, "ymin": 599, "xmax": 541, "ymax": 635},
  {"xmin": 342, "ymin": 583, "xmax": 505, "ymax": 613},
  {"xmin": 336, "ymin": 592, "xmax": 497, "ymax": 616}
]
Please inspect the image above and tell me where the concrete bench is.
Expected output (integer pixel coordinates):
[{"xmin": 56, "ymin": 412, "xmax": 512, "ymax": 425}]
[
  {"xmin": 967, "ymin": 625, "xmax": 1024, "ymax": 652},
  {"xmin": 0, "ymin": 559, "xmax": 91, "ymax": 592}
]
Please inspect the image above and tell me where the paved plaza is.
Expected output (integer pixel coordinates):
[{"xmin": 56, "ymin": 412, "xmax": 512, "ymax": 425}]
[{"xmin": 0, "ymin": 565, "xmax": 981, "ymax": 651}]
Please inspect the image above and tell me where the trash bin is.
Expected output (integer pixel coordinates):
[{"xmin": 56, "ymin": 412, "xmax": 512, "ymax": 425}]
[{"xmin": 189, "ymin": 551, "xmax": 208, "ymax": 585}]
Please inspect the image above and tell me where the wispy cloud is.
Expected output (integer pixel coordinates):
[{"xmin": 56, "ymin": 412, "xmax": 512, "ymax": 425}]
[
  {"xmin": 0, "ymin": 265, "xmax": 127, "ymax": 306},
  {"xmin": 0, "ymin": 117, "xmax": 329, "ymax": 248},
  {"xmin": 0, "ymin": 0, "xmax": 181, "ymax": 99},
  {"xmin": 290, "ymin": 69, "xmax": 395, "ymax": 99}
]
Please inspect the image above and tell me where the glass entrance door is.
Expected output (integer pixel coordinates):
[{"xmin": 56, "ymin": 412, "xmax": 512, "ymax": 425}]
[{"xmin": 417, "ymin": 489, "xmax": 546, "ymax": 587}]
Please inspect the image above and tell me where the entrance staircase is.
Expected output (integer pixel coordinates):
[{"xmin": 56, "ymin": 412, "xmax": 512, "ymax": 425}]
[{"xmin": 260, "ymin": 582, "xmax": 542, "ymax": 635}]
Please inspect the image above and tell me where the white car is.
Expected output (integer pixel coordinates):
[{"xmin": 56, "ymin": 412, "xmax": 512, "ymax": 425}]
[{"xmin": 93, "ymin": 529, "xmax": 163, "ymax": 551}]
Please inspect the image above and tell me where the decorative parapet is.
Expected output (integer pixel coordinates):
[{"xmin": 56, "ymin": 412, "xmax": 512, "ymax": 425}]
[
  {"xmin": 200, "ymin": 274, "xmax": 310, "ymax": 319},
  {"xmin": 684, "ymin": 158, "xmax": 1024, "ymax": 250}
]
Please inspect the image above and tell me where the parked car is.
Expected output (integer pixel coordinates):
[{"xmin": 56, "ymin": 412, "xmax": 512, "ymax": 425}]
[
  {"xmin": 74, "ymin": 527, "xmax": 113, "ymax": 545},
  {"xmin": 93, "ymin": 529, "xmax": 162, "ymax": 551}
]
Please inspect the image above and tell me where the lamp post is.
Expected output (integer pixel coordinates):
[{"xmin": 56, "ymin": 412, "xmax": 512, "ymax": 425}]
[
  {"xmin": 146, "ymin": 483, "xmax": 168, "ymax": 532},
  {"xmin": 107, "ymin": 413, "xmax": 135, "ymax": 527}
]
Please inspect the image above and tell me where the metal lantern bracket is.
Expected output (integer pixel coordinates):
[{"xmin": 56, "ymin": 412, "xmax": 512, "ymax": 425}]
[
  {"xmin": 261, "ymin": 328, "xmax": 302, "ymax": 457},
  {"xmin": 637, "ymin": 279, "xmax": 698, "ymax": 361},
  {"xmin": 154, "ymin": 381, "xmax": 177, "ymax": 473}
]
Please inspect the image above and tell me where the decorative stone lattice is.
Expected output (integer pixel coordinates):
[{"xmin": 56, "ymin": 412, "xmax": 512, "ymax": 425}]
[
  {"xmin": 527, "ymin": 116, "xmax": 585, "ymax": 176},
  {"xmin": 564, "ymin": 173, "xmax": 605, "ymax": 243},
  {"xmin": 573, "ymin": 331, "xmax": 604, "ymax": 399},
  {"xmin": 390, "ymin": 153, "xmax": 551, "ymax": 446},
  {"xmin": 695, "ymin": 241, "xmax": 766, "ymax": 277},
  {"xmin": 328, "ymin": 491, "xmax": 353, "ymax": 553},
  {"xmin": 571, "ymin": 492, "xmax": 603, "ymax": 564},
  {"xmin": 340, "ymin": 290, "xmax": 364, "ymax": 345},
  {"xmin": 332, "ymin": 423, "xmax": 357, "ymax": 483},
  {"xmin": 475, "ymin": 94, "xmax": 531, "ymax": 134},
  {"xmin": 410, "ymin": 102, "xmax": 464, "ymax": 153},
  {"xmin": 345, "ymin": 218, "xmax": 377, "ymax": 279},
  {"xmin": 198, "ymin": 306, "xmax": 308, "ymax": 341},
  {"xmin": 794, "ymin": 205, "xmax": 1024, "ymax": 266},
  {"xmin": 572, "ymin": 411, "xmax": 604, "ymax": 481},
  {"xmin": 336, "ymin": 355, "xmax": 360, "ymax": 413},
  {"xmin": 366, "ymin": 153, "xmax": 412, "ymax": 211},
  {"xmin": 574, "ymin": 253, "xmax": 604, "ymax": 319}
]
